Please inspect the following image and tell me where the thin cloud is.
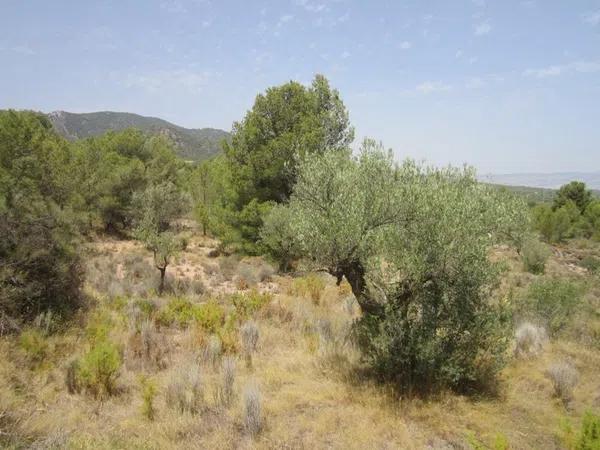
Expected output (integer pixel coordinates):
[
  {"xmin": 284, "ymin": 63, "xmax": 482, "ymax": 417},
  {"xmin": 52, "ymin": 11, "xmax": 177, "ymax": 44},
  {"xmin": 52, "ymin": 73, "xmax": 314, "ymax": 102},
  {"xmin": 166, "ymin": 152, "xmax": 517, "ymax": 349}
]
[
  {"xmin": 277, "ymin": 14, "xmax": 294, "ymax": 28},
  {"xmin": 294, "ymin": 0, "xmax": 327, "ymax": 13},
  {"xmin": 523, "ymin": 61, "xmax": 600, "ymax": 78},
  {"xmin": 582, "ymin": 10, "xmax": 600, "ymax": 26},
  {"xmin": 474, "ymin": 21, "xmax": 492, "ymax": 36},
  {"xmin": 465, "ymin": 77, "xmax": 485, "ymax": 89},
  {"xmin": 399, "ymin": 41, "xmax": 412, "ymax": 50},
  {"xmin": 160, "ymin": 1, "xmax": 186, "ymax": 13},
  {"xmin": 113, "ymin": 69, "xmax": 211, "ymax": 94},
  {"xmin": 416, "ymin": 81, "xmax": 452, "ymax": 94},
  {"xmin": 11, "ymin": 45, "xmax": 35, "ymax": 55},
  {"xmin": 341, "ymin": 50, "xmax": 351, "ymax": 59}
]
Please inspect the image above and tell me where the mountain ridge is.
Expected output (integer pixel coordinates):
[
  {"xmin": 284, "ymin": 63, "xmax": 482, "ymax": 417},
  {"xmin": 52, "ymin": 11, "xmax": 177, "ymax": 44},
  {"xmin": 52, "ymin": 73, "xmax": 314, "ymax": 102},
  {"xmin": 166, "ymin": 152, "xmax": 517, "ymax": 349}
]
[{"xmin": 47, "ymin": 110, "xmax": 230, "ymax": 161}]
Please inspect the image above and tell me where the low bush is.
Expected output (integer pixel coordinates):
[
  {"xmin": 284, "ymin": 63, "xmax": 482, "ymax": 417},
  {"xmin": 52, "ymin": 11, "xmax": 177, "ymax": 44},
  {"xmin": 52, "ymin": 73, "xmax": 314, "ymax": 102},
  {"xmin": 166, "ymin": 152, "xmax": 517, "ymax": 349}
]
[
  {"xmin": 157, "ymin": 298, "xmax": 225, "ymax": 331},
  {"xmin": 546, "ymin": 361, "xmax": 578, "ymax": 405},
  {"xmin": 85, "ymin": 309, "xmax": 114, "ymax": 345},
  {"xmin": 219, "ymin": 256, "xmax": 239, "ymax": 281},
  {"xmin": 241, "ymin": 321, "xmax": 259, "ymax": 368},
  {"xmin": 235, "ymin": 263, "xmax": 259, "ymax": 289},
  {"xmin": 290, "ymin": 273, "xmax": 326, "ymax": 305},
  {"xmin": 126, "ymin": 320, "xmax": 168, "ymax": 370},
  {"xmin": 19, "ymin": 329, "xmax": 49, "ymax": 365},
  {"xmin": 521, "ymin": 238, "xmax": 550, "ymax": 274},
  {"xmin": 580, "ymin": 256, "xmax": 600, "ymax": 274},
  {"xmin": 203, "ymin": 334, "xmax": 222, "ymax": 366},
  {"xmin": 514, "ymin": 322, "xmax": 547, "ymax": 358},
  {"xmin": 139, "ymin": 376, "xmax": 157, "ymax": 421},
  {"xmin": 231, "ymin": 290, "xmax": 272, "ymax": 319},
  {"xmin": 165, "ymin": 364, "xmax": 204, "ymax": 414},
  {"xmin": 521, "ymin": 279, "xmax": 585, "ymax": 336},
  {"xmin": 574, "ymin": 411, "xmax": 600, "ymax": 449},
  {"xmin": 215, "ymin": 356, "xmax": 236, "ymax": 407},
  {"xmin": 243, "ymin": 382, "xmax": 263, "ymax": 436},
  {"xmin": 77, "ymin": 340, "xmax": 122, "ymax": 399},
  {"xmin": 195, "ymin": 300, "xmax": 225, "ymax": 333}
]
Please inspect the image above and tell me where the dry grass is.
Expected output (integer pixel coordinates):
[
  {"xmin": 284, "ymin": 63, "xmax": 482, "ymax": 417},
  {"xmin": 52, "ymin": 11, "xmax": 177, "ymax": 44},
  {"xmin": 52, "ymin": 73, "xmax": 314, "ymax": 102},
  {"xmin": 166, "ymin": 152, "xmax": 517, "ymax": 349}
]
[{"xmin": 1, "ymin": 236, "xmax": 600, "ymax": 449}]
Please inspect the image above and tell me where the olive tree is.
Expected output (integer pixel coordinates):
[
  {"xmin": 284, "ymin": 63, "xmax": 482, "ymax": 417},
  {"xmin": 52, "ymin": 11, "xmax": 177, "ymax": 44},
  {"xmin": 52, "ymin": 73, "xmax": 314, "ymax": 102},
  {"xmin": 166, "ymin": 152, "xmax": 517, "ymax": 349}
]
[
  {"xmin": 134, "ymin": 182, "xmax": 187, "ymax": 294},
  {"xmin": 262, "ymin": 140, "xmax": 528, "ymax": 392}
]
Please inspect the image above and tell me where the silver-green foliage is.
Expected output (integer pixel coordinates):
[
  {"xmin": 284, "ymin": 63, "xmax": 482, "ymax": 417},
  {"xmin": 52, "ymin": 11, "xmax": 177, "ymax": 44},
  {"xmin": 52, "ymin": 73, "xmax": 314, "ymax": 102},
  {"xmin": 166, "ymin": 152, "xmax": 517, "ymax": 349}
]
[{"xmin": 261, "ymin": 139, "xmax": 528, "ymax": 392}]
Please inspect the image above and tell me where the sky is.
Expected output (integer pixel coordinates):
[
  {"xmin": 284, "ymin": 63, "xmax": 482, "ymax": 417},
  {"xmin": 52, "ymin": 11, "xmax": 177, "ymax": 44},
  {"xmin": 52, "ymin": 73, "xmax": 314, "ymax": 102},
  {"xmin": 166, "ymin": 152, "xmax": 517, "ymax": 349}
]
[{"xmin": 1, "ymin": 0, "xmax": 600, "ymax": 174}]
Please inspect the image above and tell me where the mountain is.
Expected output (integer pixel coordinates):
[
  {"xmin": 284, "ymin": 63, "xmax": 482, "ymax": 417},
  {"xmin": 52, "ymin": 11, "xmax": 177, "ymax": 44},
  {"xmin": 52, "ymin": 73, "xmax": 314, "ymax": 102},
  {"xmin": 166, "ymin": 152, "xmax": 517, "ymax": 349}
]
[
  {"xmin": 47, "ymin": 110, "xmax": 230, "ymax": 161},
  {"xmin": 481, "ymin": 172, "xmax": 600, "ymax": 191}
]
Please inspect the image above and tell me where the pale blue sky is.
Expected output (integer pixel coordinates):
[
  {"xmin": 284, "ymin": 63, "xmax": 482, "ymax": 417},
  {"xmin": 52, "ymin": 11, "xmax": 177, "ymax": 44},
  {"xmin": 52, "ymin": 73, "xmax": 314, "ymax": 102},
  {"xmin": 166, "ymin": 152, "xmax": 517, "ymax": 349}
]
[{"xmin": 1, "ymin": 0, "xmax": 600, "ymax": 173}]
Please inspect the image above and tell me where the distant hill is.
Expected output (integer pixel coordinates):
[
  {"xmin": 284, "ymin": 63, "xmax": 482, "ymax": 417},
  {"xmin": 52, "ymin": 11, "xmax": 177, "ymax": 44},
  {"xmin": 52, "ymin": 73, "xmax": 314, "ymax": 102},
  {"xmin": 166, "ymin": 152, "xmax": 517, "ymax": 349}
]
[
  {"xmin": 47, "ymin": 110, "xmax": 230, "ymax": 161},
  {"xmin": 481, "ymin": 172, "xmax": 600, "ymax": 191}
]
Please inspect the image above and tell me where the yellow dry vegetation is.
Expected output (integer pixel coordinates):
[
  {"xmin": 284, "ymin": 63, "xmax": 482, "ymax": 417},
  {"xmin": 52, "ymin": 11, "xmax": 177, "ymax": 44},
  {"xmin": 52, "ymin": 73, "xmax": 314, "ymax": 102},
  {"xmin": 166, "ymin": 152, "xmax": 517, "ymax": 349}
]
[{"xmin": 1, "ymin": 235, "xmax": 599, "ymax": 449}]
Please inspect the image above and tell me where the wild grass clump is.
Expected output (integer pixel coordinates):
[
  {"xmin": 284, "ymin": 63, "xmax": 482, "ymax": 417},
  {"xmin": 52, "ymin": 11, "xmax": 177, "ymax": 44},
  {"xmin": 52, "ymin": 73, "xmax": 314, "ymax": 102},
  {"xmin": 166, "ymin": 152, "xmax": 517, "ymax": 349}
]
[
  {"xmin": 215, "ymin": 356, "xmax": 236, "ymax": 407},
  {"xmin": 514, "ymin": 322, "xmax": 547, "ymax": 358},
  {"xmin": 77, "ymin": 340, "xmax": 122, "ymax": 399},
  {"xmin": 521, "ymin": 238, "xmax": 550, "ymax": 274},
  {"xmin": 65, "ymin": 358, "xmax": 80, "ymax": 394},
  {"xmin": 165, "ymin": 364, "xmax": 204, "ymax": 414},
  {"xmin": 139, "ymin": 375, "xmax": 157, "ymax": 420},
  {"xmin": 290, "ymin": 273, "xmax": 326, "ymax": 305},
  {"xmin": 19, "ymin": 329, "xmax": 49, "ymax": 366},
  {"xmin": 240, "ymin": 321, "xmax": 259, "ymax": 368},
  {"xmin": 546, "ymin": 361, "xmax": 579, "ymax": 405},
  {"xmin": 521, "ymin": 279, "xmax": 585, "ymax": 336},
  {"xmin": 164, "ymin": 275, "xmax": 205, "ymax": 297},
  {"xmin": 580, "ymin": 256, "xmax": 600, "ymax": 274},
  {"xmin": 243, "ymin": 382, "xmax": 263, "ymax": 436},
  {"xmin": 203, "ymin": 334, "xmax": 222, "ymax": 366},
  {"xmin": 126, "ymin": 320, "xmax": 168, "ymax": 370},
  {"xmin": 231, "ymin": 290, "xmax": 272, "ymax": 319},
  {"xmin": 219, "ymin": 255, "xmax": 240, "ymax": 280},
  {"xmin": 235, "ymin": 263, "xmax": 259, "ymax": 290}
]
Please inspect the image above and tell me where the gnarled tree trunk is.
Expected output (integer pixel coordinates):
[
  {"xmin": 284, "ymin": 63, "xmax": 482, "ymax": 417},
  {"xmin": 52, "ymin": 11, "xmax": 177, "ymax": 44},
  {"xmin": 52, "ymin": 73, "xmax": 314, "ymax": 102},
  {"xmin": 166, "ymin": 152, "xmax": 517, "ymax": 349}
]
[{"xmin": 331, "ymin": 260, "xmax": 384, "ymax": 317}]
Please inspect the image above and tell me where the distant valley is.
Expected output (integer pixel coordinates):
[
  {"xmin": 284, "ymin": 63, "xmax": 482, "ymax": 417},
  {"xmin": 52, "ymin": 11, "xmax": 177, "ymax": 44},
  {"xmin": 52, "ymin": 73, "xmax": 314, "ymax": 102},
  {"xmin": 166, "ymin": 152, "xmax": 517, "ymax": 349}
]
[
  {"xmin": 47, "ymin": 110, "xmax": 230, "ymax": 161},
  {"xmin": 482, "ymin": 172, "xmax": 600, "ymax": 191}
]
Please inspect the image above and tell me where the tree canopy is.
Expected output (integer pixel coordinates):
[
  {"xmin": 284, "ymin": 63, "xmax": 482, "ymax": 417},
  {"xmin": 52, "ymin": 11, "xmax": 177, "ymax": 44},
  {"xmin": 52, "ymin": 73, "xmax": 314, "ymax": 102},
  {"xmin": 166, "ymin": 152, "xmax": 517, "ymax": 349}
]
[
  {"xmin": 220, "ymin": 75, "xmax": 353, "ymax": 253},
  {"xmin": 262, "ymin": 140, "xmax": 529, "ymax": 391}
]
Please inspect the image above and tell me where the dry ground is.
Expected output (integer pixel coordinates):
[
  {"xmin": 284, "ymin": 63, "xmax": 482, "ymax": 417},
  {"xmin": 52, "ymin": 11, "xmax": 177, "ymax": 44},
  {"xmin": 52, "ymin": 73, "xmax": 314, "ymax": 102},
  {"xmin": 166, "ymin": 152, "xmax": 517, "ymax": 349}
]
[{"xmin": 1, "ymin": 232, "xmax": 599, "ymax": 449}]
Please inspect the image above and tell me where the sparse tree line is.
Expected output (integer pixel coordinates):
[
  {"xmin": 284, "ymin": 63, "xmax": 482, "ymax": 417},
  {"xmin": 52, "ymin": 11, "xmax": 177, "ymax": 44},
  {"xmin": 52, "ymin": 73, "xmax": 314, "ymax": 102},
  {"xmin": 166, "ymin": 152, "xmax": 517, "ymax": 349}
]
[
  {"xmin": 531, "ymin": 181, "xmax": 600, "ymax": 243},
  {"xmin": 2, "ymin": 74, "xmax": 599, "ymax": 396}
]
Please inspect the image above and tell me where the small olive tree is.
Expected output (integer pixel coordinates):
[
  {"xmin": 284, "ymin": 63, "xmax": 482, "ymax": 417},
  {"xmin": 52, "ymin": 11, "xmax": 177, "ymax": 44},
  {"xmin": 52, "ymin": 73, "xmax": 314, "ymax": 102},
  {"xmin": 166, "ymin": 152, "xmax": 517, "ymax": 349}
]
[
  {"xmin": 262, "ymin": 140, "xmax": 528, "ymax": 393},
  {"xmin": 134, "ymin": 183, "xmax": 187, "ymax": 294}
]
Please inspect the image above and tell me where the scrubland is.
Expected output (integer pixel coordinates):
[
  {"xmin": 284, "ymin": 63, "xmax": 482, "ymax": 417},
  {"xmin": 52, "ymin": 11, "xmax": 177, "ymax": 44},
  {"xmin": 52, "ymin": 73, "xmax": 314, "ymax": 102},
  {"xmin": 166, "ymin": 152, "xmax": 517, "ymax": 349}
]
[{"xmin": 1, "ymin": 226, "xmax": 599, "ymax": 450}]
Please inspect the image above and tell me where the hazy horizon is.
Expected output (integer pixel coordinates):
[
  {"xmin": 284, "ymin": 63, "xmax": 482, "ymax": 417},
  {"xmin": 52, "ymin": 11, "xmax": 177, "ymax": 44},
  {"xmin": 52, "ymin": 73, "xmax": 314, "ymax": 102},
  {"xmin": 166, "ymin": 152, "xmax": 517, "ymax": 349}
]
[{"xmin": 2, "ymin": 0, "xmax": 600, "ymax": 173}]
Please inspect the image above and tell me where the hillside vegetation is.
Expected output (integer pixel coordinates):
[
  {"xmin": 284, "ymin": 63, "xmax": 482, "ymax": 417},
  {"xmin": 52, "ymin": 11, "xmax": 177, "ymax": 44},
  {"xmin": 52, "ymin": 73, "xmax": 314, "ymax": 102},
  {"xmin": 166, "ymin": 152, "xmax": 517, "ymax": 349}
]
[
  {"xmin": 48, "ymin": 110, "xmax": 230, "ymax": 161},
  {"xmin": 1, "ymin": 75, "xmax": 599, "ymax": 449}
]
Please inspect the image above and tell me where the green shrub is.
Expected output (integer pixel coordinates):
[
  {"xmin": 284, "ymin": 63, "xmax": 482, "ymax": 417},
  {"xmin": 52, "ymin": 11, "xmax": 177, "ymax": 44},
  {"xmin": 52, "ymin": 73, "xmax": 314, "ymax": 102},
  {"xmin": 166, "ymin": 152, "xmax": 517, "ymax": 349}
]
[
  {"xmin": 521, "ymin": 279, "xmax": 585, "ymax": 335},
  {"xmin": 576, "ymin": 411, "xmax": 600, "ymax": 449},
  {"xmin": 133, "ymin": 298, "xmax": 157, "ymax": 318},
  {"xmin": 157, "ymin": 297, "xmax": 225, "ymax": 331},
  {"xmin": 581, "ymin": 256, "xmax": 600, "ymax": 274},
  {"xmin": 521, "ymin": 238, "xmax": 550, "ymax": 274},
  {"xmin": 563, "ymin": 411, "xmax": 600, "ymax": 450},
  {"xmin": 139, "ymin": 376, "xmax": 157, "ymax": 421},
  {"xmin": 231, "ymin": 290, "xmax": 272, "ymax": 319},
  {"xmin": 19, "ymin": 329, "xmax": 49, "ymax": 365},
  {"xmin": 85, "ymin": 309, "xmax": 114, "ymax": 344},
  {"xmin": 194, "ymin": 300, "xmax": 225, "ymax": 333},
  {"xmin": 77, "ymin": 340, "xmax": 121, "ymax": 398},
  {"xmin": 156, "ymin": 298, "xmax": 197, "ymax": 327}
]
